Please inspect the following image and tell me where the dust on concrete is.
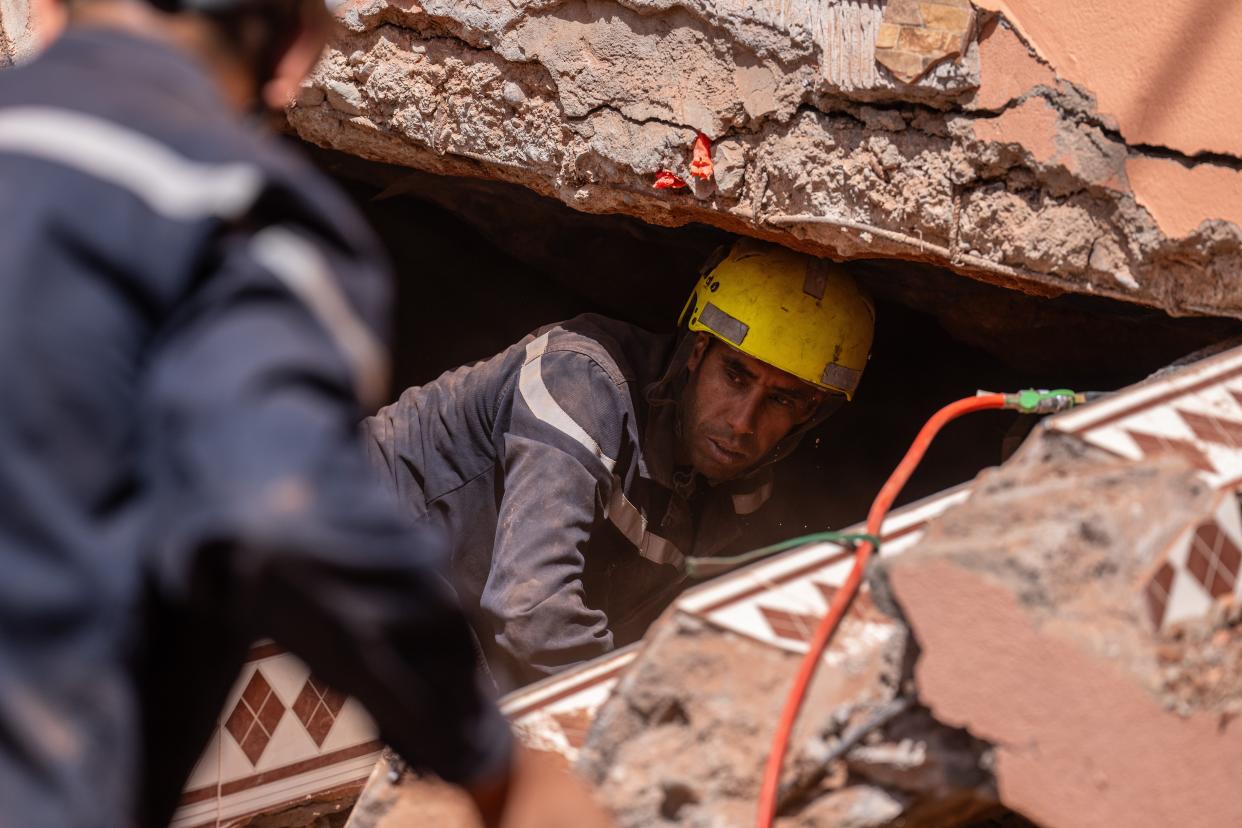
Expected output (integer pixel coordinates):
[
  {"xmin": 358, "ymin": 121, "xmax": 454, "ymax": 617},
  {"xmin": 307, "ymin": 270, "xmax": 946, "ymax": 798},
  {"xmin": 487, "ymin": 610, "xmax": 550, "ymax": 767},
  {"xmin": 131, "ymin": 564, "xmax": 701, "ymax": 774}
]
[
  {"xmin": 1156, "ymin": 594, "xmax": 1242, "ymax": 716},
  {"xmin": 287, "ymin": 1, "xmax": 1242, "ymax": 321},
  {"xmin": 883, "ymin": 428, "xmax": 1214, "ymax": 692},
  {"xmin": 883, "ymin": 427, "xmax": 1242, "ymax": 828},
  {"xmin": 575, "ymin": 599, "xmax": 1005, "ymax": 826}
]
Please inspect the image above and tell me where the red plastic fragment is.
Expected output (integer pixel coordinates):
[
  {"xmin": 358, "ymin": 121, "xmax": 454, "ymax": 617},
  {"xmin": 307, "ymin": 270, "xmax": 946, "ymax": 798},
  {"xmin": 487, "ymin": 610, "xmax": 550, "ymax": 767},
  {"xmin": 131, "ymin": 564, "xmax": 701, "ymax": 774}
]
[
  {"xmin": 654, "ymin": 170, "xmax": 688, "ymax": 189},
  {"xmin": 690, "ymin": 132, "xmax": 714, "ymax": 180}
]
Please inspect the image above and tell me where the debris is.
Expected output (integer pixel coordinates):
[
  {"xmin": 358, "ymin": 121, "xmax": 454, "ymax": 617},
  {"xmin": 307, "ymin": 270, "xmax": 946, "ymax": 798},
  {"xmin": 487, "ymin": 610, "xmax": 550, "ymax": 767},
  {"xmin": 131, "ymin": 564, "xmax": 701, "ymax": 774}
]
[
  {"xmin": 690, "ymin": 133, "xmax": 713, "ymax": 180},
  {"xmin": 883, "ymin": 434, "xmax": 1242, "ymax": 828},
  {"xmin": 287, "ymin": 1, "xmax": 1242, "ymax": 317},
  {"xmin": 577, "ymin": 359, "xmax": 1242, "ymax": 826},
  {"xmin": 875, "ymin": 0, "xmax": 977, "ymax": 83},
  {"xmin": 324, "ymin": 80, "xmax": 365, "ymax": 115},
  {"xmin": 653, "ymin": 170, "xmax": 687, "ymax": 189}
]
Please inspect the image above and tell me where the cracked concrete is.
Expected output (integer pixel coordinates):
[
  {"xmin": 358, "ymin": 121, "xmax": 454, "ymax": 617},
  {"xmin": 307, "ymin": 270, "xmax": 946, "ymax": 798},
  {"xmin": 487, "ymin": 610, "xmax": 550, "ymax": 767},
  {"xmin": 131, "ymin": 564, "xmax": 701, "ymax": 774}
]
[
  {"xmin": 884, "ymin": 430, "xmax": 1242, "ymax": 828},
  {"xmin": 0, "ymin": 0, "xmax": 33, "ymax": 65},
  {"xmin": 574, "ymin": 421, "xmax": 1242, "ymax": 826},
  {"xmin": 287, "ymin": 0, "xmax": 1242, "ymax": 320}
]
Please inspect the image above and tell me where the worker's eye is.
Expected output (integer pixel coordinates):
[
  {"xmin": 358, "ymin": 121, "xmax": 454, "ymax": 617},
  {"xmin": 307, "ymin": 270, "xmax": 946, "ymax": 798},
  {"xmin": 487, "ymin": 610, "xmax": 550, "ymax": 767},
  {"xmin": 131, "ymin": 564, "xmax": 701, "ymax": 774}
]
[
  {"xmin": 725, "ymin": 368, "xmax": 745, "ymax": 386},
  {"xmin": 769, "ymin": 394, "xmax": 793, "ymax": 408}
]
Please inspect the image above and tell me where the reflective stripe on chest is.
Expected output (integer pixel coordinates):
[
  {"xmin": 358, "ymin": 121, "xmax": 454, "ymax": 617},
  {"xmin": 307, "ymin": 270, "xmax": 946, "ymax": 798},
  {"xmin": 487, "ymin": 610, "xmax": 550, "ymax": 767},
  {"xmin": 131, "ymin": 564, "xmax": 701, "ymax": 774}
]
[{"xmin": 605, "ymin": 481, "xmax": 684, "ymax": 568}]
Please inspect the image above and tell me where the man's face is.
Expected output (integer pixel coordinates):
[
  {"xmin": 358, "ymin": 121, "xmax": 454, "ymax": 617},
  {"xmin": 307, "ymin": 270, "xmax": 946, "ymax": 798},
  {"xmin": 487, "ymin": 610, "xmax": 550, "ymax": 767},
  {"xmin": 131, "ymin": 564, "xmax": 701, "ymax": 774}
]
[{"xmin": 679, "ymin": 335, "xmax": 829, "ymax": 483}]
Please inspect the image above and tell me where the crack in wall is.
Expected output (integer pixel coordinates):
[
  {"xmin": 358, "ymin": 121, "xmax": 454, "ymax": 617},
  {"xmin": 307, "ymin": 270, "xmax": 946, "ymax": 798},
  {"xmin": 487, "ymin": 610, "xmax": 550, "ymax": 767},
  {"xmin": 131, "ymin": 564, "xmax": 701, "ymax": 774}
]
[{"xmin": 291, "ymin": 0, "xmax": 1242, "ymax": 321}]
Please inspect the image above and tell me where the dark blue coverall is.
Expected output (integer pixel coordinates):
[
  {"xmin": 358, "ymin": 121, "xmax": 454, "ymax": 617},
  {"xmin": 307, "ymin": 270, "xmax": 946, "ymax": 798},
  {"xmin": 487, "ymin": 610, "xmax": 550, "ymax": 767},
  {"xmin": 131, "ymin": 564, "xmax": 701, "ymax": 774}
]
[
  {"xmin": 0, "ymin": 27, "xmax": 509, "ymax": 827},
  {"xmin": 365, "ymin": 315, "xmax": 824, "ymax": 684}
]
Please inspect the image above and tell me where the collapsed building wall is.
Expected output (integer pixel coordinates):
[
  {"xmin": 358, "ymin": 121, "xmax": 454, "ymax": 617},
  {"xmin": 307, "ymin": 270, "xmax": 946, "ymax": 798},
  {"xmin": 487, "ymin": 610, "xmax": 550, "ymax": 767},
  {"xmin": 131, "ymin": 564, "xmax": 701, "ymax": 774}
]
[
  {"xmin": 289, "ymin": 0, "xmax": 1242, "ymax": 321},
  {"xmin": 574, "ymin": 348, "xmax": 1242, "ymax": 827}
]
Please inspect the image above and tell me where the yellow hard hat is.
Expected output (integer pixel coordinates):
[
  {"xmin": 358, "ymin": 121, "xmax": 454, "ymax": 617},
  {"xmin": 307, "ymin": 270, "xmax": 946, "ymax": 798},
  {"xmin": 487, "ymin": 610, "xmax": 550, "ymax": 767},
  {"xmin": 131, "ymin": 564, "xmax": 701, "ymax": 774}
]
[{"xmin": 679, "ymin": 239, "xmax": 875, "ymax": 399}]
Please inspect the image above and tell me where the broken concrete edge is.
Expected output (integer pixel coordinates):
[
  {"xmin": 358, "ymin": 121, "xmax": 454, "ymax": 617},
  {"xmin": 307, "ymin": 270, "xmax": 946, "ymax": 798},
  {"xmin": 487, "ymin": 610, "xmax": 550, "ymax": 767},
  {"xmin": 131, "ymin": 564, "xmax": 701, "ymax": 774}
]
[
  {"xmin": 0, "ymin": 0, "xmax": 28, "ymax": 66},
  {"xmin": 288, "ymin": 1, "xmax": 1242, "ymax": 323},
  {"xmin": 290, "ymin": 103, "xmax": 1236, "ymax": 320},
  {"xmin": 875, "ymin": 419, "xmax": 1242, "ymax": 826},
  {"xmin": 570, "ymin": 341, "xmax": 1242, "ymax": 825}
]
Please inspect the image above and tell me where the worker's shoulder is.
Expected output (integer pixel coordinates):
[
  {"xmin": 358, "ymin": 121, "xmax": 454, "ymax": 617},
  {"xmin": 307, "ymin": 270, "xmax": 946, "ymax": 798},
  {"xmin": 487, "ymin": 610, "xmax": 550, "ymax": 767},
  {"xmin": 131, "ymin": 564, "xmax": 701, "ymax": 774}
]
[
  {"xmin": 0, "ymin": 29, "xmax": 355, "ymax": 233},
  {"xmin": 535, "ymin": 314, "xmax": 670, "ymax": 388}
]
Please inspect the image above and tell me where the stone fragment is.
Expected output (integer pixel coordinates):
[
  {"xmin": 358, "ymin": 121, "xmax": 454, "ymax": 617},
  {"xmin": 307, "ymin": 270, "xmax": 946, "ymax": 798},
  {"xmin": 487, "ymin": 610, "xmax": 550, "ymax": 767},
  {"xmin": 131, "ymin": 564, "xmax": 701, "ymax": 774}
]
[
  {"xmin": 295, "ymin": 84, "xmax": 325, "ymax": 107},
  {"xmin": 789, "ymin": 785, "xmax": 907, "ymax": 827},
  {"xmin": 875, "ymin": 50, "xmax": 934, "ymax": 84},
  {"xmin": 501, "ymin": 80, "xmax": 525, "ymax": 105},
  {"xmin": 858, "ymin": 106, "xmax": 908, "ymax": 132},
  {"xmin": 885, "ymin": 0, "xmax": 926, "ymax": 27},
  {"xmin": 711, "ymin": 138, "xmax": 747, "ymax": 198},
  {"xmin": 325, "ymin": 80, "xmax": 365, "ymax": 115},
  {"xmin": 875, "ymin": 22, "xmax": 901, "ymax": 51},
  {"xmin": 884, "ymin": 436, "xmax": 1242, "ymax": 828},
  {"xmin": 875, "ymin": 0, "xmax": 976, "ymax": 83},
  {"xmin": 919, "ymin": 2, "xmax": 973, "ymax": 32}
]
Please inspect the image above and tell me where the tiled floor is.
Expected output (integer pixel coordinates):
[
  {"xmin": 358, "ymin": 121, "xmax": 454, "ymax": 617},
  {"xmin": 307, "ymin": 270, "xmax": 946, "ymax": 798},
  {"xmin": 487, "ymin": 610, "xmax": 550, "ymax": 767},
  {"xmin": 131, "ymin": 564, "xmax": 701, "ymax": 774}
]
[
  {"xmin": 171, "ymin": 645, "xmax": 380, "ymax": 828},
  {"xmin": 1142, "ymin": 489, "xmax": 1242, "ymax": 631},
  {"xmin": 1051, "ymin": 347, "xmax": 1242, "ymax": 491},
  {"xmin": 502, "ymin": 647, "xmax": 639, "ymax": 762},
  {"xmin": 676, "ymin": 486, "xmax": 970, "ymax": 655}
]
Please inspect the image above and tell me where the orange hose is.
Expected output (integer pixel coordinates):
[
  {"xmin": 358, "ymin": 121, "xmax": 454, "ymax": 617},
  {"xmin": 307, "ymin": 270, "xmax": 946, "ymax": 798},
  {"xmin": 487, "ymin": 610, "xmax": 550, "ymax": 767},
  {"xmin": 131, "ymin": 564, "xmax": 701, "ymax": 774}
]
[{"xmin": 755, "ymin": 394, "xmax": 1007, "ymax": 827}]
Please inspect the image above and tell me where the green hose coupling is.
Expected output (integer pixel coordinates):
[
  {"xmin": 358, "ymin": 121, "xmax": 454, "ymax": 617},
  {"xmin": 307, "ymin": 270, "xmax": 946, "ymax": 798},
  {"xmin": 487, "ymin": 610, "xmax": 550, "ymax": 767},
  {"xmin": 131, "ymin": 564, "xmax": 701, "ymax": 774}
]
[{"xmin": 1000, "ymin": 388, "xmax": 1085, "ymax": 414}]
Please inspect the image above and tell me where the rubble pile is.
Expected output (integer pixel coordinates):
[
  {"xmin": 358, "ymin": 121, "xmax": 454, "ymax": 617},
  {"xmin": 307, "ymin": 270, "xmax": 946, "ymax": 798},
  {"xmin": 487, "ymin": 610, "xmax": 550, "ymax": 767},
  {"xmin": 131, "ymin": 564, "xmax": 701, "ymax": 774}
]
[{"xmin": 577, "ymin": 427, "xmax": 1242, "ymax": 826}]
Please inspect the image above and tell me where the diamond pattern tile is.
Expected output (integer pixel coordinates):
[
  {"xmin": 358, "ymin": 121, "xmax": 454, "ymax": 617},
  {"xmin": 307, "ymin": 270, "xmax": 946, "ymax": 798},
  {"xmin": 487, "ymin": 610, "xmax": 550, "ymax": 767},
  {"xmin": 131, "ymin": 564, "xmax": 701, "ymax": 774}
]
[
  {"xmin": 223, "ymin": 669, "xmax": 286, "ymax": 766},
  {"xmin": 292, "ymin": 676, "xmax": 348, "ymax": 747},
  {"xmin": 1144, "ymin": 561, "xmax": 1176, "ymax": 629},
  {"xmin": 1125, "ymin": 429, "xmax": 1216, "ymax": 474},
  {"xmin": 1051, "ymin": 351, "xmax": 1242, "ymax": 491},
  {"xmin": 551, "ymin": 709, "xmax": 594, "ymax": 750},
  {"xmin": 758, "ymin": 605, "xmax": 821, "ymax": 643},
  {"xmin": 1188, "ymin": 522, "xmax": 1241, "ymax": 599}
]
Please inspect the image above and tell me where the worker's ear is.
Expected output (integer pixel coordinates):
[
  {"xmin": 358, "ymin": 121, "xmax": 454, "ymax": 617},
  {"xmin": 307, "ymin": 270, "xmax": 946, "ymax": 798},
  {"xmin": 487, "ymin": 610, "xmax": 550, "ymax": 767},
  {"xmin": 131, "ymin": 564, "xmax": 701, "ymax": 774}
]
[{"xmin": 685, "ymin": 333, "xmax": 710, "ymax": 372}]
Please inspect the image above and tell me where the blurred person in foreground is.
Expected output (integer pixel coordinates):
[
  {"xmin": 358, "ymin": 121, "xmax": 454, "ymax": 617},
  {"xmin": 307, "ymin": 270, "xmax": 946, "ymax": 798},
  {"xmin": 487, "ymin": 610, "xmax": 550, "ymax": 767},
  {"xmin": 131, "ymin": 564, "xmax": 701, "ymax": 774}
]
[{"xmin": 0, "ymin": 0, "xmax": 612, "ymax": 826}]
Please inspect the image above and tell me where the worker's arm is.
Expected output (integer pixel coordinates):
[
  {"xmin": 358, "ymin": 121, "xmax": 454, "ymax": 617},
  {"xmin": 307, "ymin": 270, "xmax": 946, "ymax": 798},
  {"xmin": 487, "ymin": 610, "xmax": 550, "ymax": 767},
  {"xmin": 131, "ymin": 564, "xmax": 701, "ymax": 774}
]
[
  {"xmin": 141, "ymin": 222, "xmax": 511, "ymax": 789},
  {"xmin": 481, "ymin": 347, "xmax": 631, "ymax": 678}
]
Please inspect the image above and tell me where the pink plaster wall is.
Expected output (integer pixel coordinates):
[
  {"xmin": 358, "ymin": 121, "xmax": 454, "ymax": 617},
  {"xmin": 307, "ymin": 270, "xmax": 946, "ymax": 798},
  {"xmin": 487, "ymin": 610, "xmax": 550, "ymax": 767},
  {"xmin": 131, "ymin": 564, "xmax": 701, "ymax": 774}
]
[
  {"xmin": 1126, "ymin": 156, "xmax": 1242, "ymax": 240},
  {"xmin": 891, "ymin": 558, "xmax": 1242, "ymax": 828},
  {"xmin": 975, "ymin": 0, "xmax": 1242, "ymax": 159},
  {"xmin": 974, "ymin": 1, "xmax": 1242, "ymax": 238}
]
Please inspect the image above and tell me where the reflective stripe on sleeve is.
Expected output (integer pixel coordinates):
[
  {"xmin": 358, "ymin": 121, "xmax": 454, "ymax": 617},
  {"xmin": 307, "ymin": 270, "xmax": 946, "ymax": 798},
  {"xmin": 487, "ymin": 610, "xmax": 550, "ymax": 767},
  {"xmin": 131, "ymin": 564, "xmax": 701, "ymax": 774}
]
[
  {"xmin": 0, "ymin": 107, "xmax": 263, "ymax": 220},
  {"xmin": 518, "ymin": 332, "xmax": 617, "ymax": 473},
  {"xmin": 249, "ymin": 226, "xmax": 390, "ymax": 408}
]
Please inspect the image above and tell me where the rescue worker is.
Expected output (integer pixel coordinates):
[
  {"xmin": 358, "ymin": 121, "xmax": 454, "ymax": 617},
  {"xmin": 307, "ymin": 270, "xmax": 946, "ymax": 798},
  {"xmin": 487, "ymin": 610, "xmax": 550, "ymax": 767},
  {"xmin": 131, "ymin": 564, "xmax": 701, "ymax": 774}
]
[
  {"xmin": 0, "ymin": 0, "xmax": 611, "ymax": 825},
  {"xmin": 366, "ymin": 240, "xmax": 876, "ymax": 684}
]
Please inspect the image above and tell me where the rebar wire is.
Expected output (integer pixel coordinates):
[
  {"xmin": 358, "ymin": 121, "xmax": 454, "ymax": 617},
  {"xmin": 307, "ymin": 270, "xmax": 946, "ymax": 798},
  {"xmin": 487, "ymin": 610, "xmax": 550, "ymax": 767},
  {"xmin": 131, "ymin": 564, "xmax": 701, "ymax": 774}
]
[{"xmin": 763, "ymin": 212, "xmax": 1158, "ymax": 310}]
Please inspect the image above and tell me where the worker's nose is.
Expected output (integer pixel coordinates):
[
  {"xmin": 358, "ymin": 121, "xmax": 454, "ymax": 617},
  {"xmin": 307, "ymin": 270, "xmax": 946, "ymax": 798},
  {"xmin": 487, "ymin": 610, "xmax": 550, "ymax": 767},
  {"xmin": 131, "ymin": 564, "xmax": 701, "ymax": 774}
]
[{"xmin": 725, "ymin": 391, "xmax": 762, "ymax": 438}]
